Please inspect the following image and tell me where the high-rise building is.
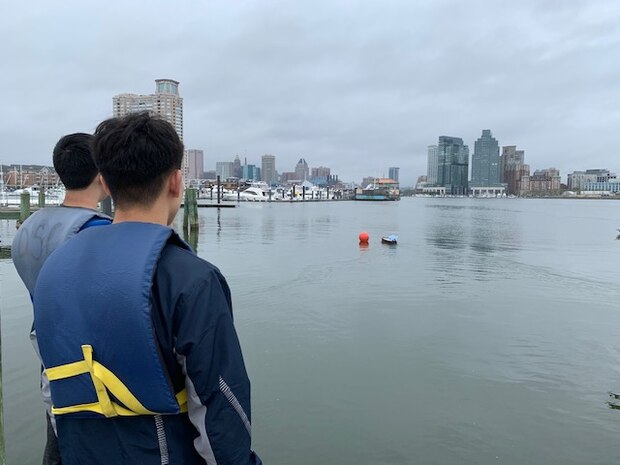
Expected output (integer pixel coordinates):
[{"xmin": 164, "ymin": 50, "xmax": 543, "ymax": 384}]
[
  {"xmin": 388, "ymin": 167, "xmax": 400, "ymax": 183},
  {"xmin": 310, "ymin": 166, "xmax": 331, "ymax": 186},
  {"xmin": 232, "ymin": 155, "xmax": 242, "ymax": 179},
  {"xmin": 471, "ymin": 130, "xmax": 500, "ymax": 186},
  {"xmin": 362, "ymin": 176, "xmax": 377, "ymax": 187},
  {"xmin": 500, "ymin": 146, "xmax": 526, "ymax": 195},
  {"xmin": 311, "ymin": 166, "xmax": 331, "ymax": 179},
  {"xmin": 113, "ymin": 79, "xmax": 183, "ymax": 140},
  {"xmin": 185, "ymin": 149, "xmax": 204, "ymax": 181},
  {"xmin": 427, "ymin": 145, "xmax": 439, "ymax": 185},
  {"xmin": 261, "ymin": 154, "xmax": 277, "ymax": 185},
  {"xmin": 295, "ymin": 158, "xmax": 309, "ymax": 181},
  {"xmin": 242, "ymin": 164, "xmax": 260, "ymax": 181},
  {"xmin": 216, "ymin": 161, "xmax": 234, "ymax": 180},
  {"xmin": 437, "ymin": 136, "xmax": 469, "ymax": 195}
]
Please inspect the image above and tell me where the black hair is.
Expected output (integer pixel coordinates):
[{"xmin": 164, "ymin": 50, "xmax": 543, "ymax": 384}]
[
  {"xmin": 93, "ymin": 112, "xmax": 184, "ymax": 208},
  {"xmin": 52, "ymin": 133, "xmax": 98, "ymax": 190}
]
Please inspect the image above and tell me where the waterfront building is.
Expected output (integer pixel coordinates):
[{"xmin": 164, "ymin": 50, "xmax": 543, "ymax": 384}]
[
  {"xmin": 295, "ymin": 158, "xmax": 310, "ymax": 181},
  {"xmin": 521, "ymin": 168, "xmax": 561, "ymax": 194},
  {"xmin": 311, "ymin": 166, "xmax": 331, "ymax": 178},
  {"xmin": 353, "ymin": 178, "xmax": 400, "ymax": 200},
  {"xmin": 437, "ymin": 136, "xmax": 469, "ymax": 195},
  {"xmin": 113, "ymin": 79, "xmax": 183, "ymax": 140},
  {"xmin": 471, "ymin": 130, "xmax": 500, "ymax": 187},
  {"xmin": 427, "ymin": 145, "xmax": 439, "ymax": 185},
  {"xmin": 361, "ymin": 176, "xmax": 377, "ymax": 187},
  {"xmin": 261, "ymin": 154, "xmax": 277, "ymax": 185},
  {"xmin": 310, "ymin": 166, "xmax": 331, "ymax": 186},
  {"xmin": 500, "ymin": 146, "xmax": 527, "ymax": 195},
  {"xmin": 232, "ymin": 155, "xmax": 242, "ymax": 179},
  {"xmin": 388, "ymin": 167, "xmax": 400, "ymax": 183},
  {"xmin": 216, "ymin": 161, "xmax": 234, "ymax": 180},
  {"xmin": 184, "ymin": 149, "xmax": 204, "ymax": 181},
  {"xmin": 567, "ymin": 169, "xmax": 616, "ymax": 190},
  {"xmin": 1, "ymin": 164, "xmax": 60, "ymax": 188},
  {"xmin": 327, "ymin": 174, "xmax": 339, "ymax": 186},
  {"xmin": 242, "ymin": 163, "xmax": 260, "ymax": 181},
  {"xmin": 204, "ymin": 170, "xmax": 216, "ymax": 180},
  {"xmin": 581, "ymin": 180, "xmax": 620, "ymax": 193},
  {"xmin": 280, "ymin": 172, "xmax": 298, "ymax": 183}
]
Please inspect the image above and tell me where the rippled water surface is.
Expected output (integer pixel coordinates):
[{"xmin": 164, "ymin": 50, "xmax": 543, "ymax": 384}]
[{"xmin": 2, "ymin": 198, "xmax": 620, "ymax": 464}]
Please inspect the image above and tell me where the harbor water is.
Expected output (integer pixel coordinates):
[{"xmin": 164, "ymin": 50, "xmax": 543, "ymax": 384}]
[{"xmin": 2, "ymin": 197, "xmax": 620, "ymax": 464}]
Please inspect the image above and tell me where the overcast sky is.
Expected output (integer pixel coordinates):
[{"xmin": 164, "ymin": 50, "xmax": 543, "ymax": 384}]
[{"xmin": 2, "ymin": 0, "xmax": 618, "ymax": 185}]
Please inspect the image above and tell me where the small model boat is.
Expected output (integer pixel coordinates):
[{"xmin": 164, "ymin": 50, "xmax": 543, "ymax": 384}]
[{"xmin": 381, "ymin": 234, "xmax": 398, "ymax": 245}]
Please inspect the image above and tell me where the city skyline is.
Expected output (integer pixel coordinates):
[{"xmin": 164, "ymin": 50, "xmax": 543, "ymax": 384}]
[{"xmin": 1, "ymin": 1, "xmax": 618, "ymax": 186}]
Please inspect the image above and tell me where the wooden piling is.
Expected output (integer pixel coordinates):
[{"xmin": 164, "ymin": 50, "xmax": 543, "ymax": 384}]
[
  {"xmin": 19, "ymin": 192, "xmax": 30, "ymax": 222},
  {"xmin": 38, "ymin": 189, "xmax": 45, "ymax": 208},
  {"xmin": 217, "ymin": 176, "xmax": 221, "ymax": 204},
  {"xmin": 183, "ymin": 187, "xmax": 199, "ymax": 233}
]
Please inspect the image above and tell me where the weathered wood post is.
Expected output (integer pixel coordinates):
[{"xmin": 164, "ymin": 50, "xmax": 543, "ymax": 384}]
[
  {"xmin": 183, "ymin": 188, "xmax": 198, "ymax": 233},
  {"xmin": 189, "ymin": 188, "xmax": 198, "ymax": 231},
  {"xmin": 217, "ymin": 176, "xmax": 221, "ymax": 205},
  {"xmin": 183, "ymin": 188, "xmax": 190, "ymax": 232},
  {"xmin": 237, "ymin": 181, "xmax": 240, "ymax": 202},
  {"xmin": 268, "ymin": 189, "xmax": 272, "ymax": 202},
  {"xmin": 302, "ymin": 186, "xmax": 306, "ymax": 201},
  {"xmin": 292, "ymin": 185, "xmax": 296, "ymax": 201},
  {"xmin": 326, "ymin": 186, "xmax": 330, "ymax": 200},
  {"xmin": 38, "ymin": 189, "xmax": 45, "ymax": 208},
  {"xmin": 19, "ymin": 192, "xmax": 30, "ymax": 223}
]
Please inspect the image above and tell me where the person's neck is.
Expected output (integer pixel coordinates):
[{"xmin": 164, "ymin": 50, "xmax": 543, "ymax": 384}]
[
  {"xmin": 112, "ymin": 202, "xmax": 170, "ymax": 226},
  {"xmin": 62, "ymin": 189, "xmax": 100, "ymax": 210}
]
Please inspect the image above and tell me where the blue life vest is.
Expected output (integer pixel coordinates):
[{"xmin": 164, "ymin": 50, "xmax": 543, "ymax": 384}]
[{"xmin": 34, "ymin": 222, "xmax": 191, "ymax": 419}]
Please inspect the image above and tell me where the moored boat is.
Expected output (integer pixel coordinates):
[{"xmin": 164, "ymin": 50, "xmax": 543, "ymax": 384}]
[{"xmin": 381, "ymin": 234, "xmax": 398, "ymax": 244}]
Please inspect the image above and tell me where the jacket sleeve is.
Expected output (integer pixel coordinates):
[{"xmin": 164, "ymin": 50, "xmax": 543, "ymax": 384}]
[{"xmin": 173, "ymin": 268, "xmax": 262, "ymax": 465}]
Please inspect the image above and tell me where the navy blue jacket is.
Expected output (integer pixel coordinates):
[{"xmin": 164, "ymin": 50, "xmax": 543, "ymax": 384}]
[{"xmin": 35, "ymin": 224, "xmax": 262, "ymax": 465}]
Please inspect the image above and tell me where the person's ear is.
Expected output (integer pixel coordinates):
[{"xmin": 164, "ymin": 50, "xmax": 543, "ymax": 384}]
[
  {"xmin": 99, "ymin": 174, "xmax": 111, "ymax": 197},
  {"xmin": 169, "ymin": 169, "xmax": 183, "ymax": 198}
]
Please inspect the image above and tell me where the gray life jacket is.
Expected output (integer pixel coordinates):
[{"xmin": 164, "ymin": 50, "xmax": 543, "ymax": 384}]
[{"xmin": 11, "ymin": 206, "xmax": 111, "ymax": 295}]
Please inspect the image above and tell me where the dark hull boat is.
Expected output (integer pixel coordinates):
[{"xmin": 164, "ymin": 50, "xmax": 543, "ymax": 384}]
[{"xmin": 381, "ymin": 235, "xmax": 398, "ymax": 245}]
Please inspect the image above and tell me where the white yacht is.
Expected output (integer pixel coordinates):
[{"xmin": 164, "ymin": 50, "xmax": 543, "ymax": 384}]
[{"xmin": 223, "ymin": 187, "xmax": 269, "ymax": 202}]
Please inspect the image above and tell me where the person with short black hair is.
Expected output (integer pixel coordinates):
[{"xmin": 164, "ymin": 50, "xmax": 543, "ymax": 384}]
[
  {"xmin": 52, "ymin": 133, "xmax": 100, "ymax": 190},
  {"xmin": 12, "ymin": 132, "xmax": 111, "ymax": 465},
  {"xmin": 33, "ymin": 112, "xmax": 262, "ymax": 465}
]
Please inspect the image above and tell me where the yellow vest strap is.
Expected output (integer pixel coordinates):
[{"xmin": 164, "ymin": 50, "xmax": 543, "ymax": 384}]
[{"xmin": 45, "ymin": 344, "xmax": 186, "ymax": 417}]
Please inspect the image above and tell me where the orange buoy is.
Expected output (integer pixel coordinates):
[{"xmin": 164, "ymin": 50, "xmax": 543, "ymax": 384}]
[{"xmin": 358, "ymin": 231, "xmax": 369, "ymax": 244}]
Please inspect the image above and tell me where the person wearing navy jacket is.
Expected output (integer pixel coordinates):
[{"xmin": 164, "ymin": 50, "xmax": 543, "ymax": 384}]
[{"xmin": 33, "ymin": 112, "xmax": 262, "ymax": 465}]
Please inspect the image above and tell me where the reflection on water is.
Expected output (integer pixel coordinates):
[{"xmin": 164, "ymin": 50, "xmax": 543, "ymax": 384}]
[
  {"xmin": 183, "ymin": 228, "xmax": 199, "ymax": 252},
  {"xmin": 3, "ymin": 199, "xmax": 620, "ymax": 465},
  {"xmin": 424, "ymin": 200, "xmax": 523, "ymax": 285}
]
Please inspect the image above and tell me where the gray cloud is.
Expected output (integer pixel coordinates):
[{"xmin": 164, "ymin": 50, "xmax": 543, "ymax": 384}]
[{"xmin": 1, "ymin": 0, "xmax": 619, "ymax": 185}]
